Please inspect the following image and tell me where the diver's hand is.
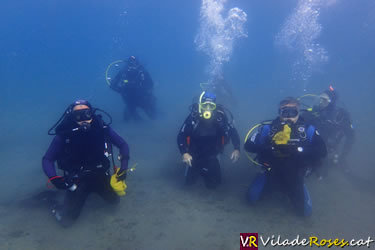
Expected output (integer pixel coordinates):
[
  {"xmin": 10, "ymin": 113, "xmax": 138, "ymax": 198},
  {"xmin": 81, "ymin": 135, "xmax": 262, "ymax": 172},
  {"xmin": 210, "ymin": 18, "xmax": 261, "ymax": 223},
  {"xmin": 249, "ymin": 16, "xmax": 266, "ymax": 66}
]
[
  {"xmin": 182, "ymin": 153, "xmax": 193, "ymax": 167},
  {"xmin": 116, "ymin": 169, "xmax": 127, "ymax": 181},
  {"xmin": 50, "ymin": 176, "xmax": 69, "ymax": 190},
  {"xmin": 230, "ymin": 149, "xmax": 240, "ymax": 163}
]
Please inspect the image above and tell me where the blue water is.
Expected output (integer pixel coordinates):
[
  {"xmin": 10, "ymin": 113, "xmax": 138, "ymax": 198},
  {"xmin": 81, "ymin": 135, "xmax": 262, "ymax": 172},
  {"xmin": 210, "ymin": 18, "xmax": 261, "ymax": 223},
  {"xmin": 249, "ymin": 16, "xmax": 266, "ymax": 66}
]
[{"xmin": 0, "ymin": 0, "xmax": 374, "ymax": 249}]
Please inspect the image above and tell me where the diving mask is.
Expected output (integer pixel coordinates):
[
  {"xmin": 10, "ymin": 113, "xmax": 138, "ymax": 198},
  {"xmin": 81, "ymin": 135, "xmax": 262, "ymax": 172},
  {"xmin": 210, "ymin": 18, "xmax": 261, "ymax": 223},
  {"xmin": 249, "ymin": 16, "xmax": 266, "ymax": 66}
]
[
  {"xmin": 200, "ymin": 102, "xmax": 216, "ymax": 119},
  {"xmin": 280, "ymin": 107, "xmax": 299, "ymax": 118},
  {"xmin": 200, "ymin": 101, "xmax": 216, "ymax": 111},
  {"xmin": 72, "ymin": 108, "xmax": 93, "ymax": 122},
  {"xmin": 198, "ymin": 91, "xmax": 217, "ymax": 120}
]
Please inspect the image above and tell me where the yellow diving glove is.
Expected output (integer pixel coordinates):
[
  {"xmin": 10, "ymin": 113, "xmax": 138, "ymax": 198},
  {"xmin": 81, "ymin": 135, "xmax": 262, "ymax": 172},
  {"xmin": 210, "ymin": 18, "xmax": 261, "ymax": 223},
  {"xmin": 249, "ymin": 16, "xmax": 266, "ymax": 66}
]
[
  {"xmin": 110, "ymin": 168, "xmax": 127, "ymax": 196},
  {"xmin": 272, "ymin": 124, "xmax": 291, "ymax": 145}
]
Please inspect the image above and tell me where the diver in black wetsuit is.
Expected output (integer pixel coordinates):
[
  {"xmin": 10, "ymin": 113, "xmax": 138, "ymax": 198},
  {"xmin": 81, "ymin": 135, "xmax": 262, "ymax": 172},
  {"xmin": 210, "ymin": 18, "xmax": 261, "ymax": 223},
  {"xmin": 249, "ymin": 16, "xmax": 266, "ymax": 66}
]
[
  {"xmin": 245, "ymin": 97, "xmax": 327, "ymax": 216},
  {"xmin": 42, "ymin": 100, "xmax": 130, "ymax": 227},
  {"xmin": 302, "ymin": 87, "xmax": 355, "ymax": 174},
  {"xmin": 177, "ymin": 91, "xmax": 240, "ymax": 189},
  {"xmin": 109, "ymin": 56, "xmax": 156, "ymax": 121}
]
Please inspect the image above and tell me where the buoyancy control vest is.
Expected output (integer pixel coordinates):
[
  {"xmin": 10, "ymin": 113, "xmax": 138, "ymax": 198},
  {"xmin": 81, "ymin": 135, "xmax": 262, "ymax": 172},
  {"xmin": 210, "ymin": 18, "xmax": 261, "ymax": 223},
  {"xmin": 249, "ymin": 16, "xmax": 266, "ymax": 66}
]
[
  {"xmin": 55, "ymin": 115, "xmax": 110, "ymax": 174},
  {"xmin": 259, "ymin": 118, "xmax": 316, "ymax": 158},
  {"xmin": 189, "ymin": 104, "xmax": 231, "ymax": 155}
]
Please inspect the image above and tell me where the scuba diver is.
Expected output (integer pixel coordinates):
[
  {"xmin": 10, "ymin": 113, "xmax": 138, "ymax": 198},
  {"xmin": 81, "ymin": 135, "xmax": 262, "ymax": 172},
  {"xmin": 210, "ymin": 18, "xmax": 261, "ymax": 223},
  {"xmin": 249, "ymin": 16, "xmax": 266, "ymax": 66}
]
[
  {"xmin": 42, "ymin": 100, "xmax": 130, "ymax": 227},
  {"xmin": 244, "ymin": 97, "xmax": 327, "ymax": 216},
  {"xmin": 301, "ymin": 87, "xmax": 355, "ymax": 173},
  {"xmin": 177, "ymin": 91, "xmax": 241, "ymax": 189},
  {"xmin": 108, "ymin": 56, "xmax": 156, "ymax": 121}
]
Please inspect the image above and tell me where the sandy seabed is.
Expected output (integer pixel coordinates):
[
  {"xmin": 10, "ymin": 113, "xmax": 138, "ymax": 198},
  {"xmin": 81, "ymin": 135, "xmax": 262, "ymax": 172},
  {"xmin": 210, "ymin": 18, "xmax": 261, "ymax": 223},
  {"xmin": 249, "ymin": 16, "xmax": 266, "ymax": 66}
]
[{"xmin": 0, "ymin": 107, "xmax": 374, "ymax": 250}]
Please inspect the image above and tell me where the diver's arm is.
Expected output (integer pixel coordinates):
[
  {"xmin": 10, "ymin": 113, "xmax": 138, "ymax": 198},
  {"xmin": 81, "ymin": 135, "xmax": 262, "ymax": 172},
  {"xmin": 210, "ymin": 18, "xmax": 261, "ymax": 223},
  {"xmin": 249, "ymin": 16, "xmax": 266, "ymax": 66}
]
[
  {"xmin": 107, "ymin": 127, "xmax": 130, "ymax": 172},
  {"xmin": 110, "ymin": 69, "xmax": 126, "ymax": 93},
  {"xmin": 42, "ymin": 135, "xmax": 64, "ymax": 178},
  {"xmin": 177, "ymin": 115, "xmax": 194, "ymax": 155},
  {"xmin": 337, "ymin": 110, "xmax": 355, "ymax": 164},
  {"xmin": 140, "ymin": 70, "xmax": 154, "ymax": 91},
  {"xmin": 229, "ymin": 126, "xmax": 241, "ymax": 151},
  {"xmin": 308, "ymin": 129, "xmax": 327, "ymax": 167},
  {"xmin": 244, "ymin": 126, "xmax": 270, "ymax": 154},
  {"xmin": 218, "ymin": 108, "xmax": 240, "ymax": 150},
  {"xmin": 244, "ymin": 132, "xmax": 260, "ymax": 153},
  {"xmin": 342, "ymin": 127, "xmax": 355, "ymax": 157},
  {"xmin": 227, "ymin": 125, "xmax": 240, "ymax": 163}
]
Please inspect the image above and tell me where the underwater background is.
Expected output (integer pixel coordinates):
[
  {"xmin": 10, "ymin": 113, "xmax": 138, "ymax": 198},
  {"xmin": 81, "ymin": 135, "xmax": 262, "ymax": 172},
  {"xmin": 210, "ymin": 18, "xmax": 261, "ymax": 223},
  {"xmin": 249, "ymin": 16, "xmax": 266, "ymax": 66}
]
[{"xmin": 0, "ymin": 0, "xmax": 374, "ymax": 249}]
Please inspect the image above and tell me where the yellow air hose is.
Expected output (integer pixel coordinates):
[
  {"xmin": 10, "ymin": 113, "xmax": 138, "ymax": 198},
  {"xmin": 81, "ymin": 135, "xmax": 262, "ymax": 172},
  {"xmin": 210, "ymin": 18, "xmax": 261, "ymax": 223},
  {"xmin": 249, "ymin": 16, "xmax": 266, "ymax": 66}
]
[
  {"xmin": 297, "ymin": 94, "xmax": 318, "ymax": 100},
  {"xmin": 244, "ymin": 124, "xmax": 263, "ymax": 166},
  {"xmin": 105, "ymin": 60, "xmax": 124, "ymax": 86}
]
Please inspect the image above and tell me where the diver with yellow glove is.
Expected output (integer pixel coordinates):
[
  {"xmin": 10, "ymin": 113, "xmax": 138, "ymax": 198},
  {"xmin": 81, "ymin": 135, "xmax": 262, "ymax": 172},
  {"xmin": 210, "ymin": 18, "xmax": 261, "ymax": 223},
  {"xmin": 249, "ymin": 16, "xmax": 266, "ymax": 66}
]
[
  {"xmin": 42, "ymin": 100, "xmax": 130, "ymax": 227},
  {"xmin": 244, "ymin": 97, "xmax": 327, "ymax": 216}
]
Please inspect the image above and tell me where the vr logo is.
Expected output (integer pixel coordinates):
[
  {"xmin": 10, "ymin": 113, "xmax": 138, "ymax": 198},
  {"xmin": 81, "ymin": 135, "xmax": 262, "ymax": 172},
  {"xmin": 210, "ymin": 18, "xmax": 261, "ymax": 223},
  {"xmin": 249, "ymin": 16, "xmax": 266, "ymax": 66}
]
[{"xmin": 240, "ymin": 233, "xmax": 258, "ymax": 250}]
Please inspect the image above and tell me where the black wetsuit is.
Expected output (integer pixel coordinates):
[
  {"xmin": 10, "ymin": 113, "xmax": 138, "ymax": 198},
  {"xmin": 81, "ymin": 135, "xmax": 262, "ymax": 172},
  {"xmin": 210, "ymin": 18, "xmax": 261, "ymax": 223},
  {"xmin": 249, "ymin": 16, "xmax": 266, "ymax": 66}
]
[
  {"xmin": 302, "ymin": 104, "xmax": 355, "ymax": 169},
  {"xmin": 244, "ymin": 117, "xmax": 327, "ymax": 216},
  {"xmin": 177, "ymin": 104, "xmax": 240, "ymax": 188},
  {"xmin": 42, "ymin": 115, "xmax": 129, "ymax": 227},
  {"xmin": 110, "ymin": 61, "xmax": 156, "ymax": 121}
]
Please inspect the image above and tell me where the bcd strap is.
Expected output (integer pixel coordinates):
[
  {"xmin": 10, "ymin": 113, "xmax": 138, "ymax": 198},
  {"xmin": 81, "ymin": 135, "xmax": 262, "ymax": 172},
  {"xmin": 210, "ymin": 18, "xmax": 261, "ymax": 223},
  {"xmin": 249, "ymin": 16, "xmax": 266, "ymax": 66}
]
[
  {"xmin": 186, "ymin": 136, "xmax": 191, "ymax": 146},
  {"xmin": 306, "ymin": 125, "xmax": 316, "ymax": 143},
  {"xmin": 260, "ymin": 124, "xmax": 271, "ymax": 145}
]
